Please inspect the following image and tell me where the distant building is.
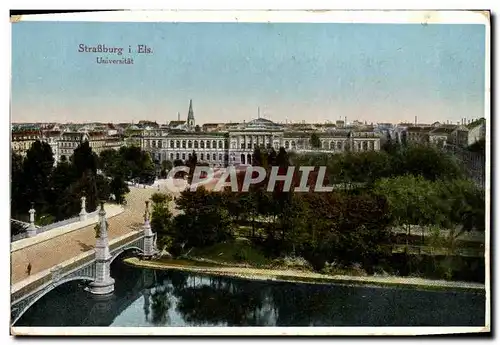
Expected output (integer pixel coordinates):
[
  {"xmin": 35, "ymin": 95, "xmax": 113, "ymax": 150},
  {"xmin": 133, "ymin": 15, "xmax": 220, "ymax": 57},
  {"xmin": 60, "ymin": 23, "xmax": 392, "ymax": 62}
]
[
  {"xmin": 58, "ymin": 131, "xmax": 86, "ymax": 161},
  {"xmin": 466, "ymin": 118, "xmax": 486, "ymax": 146},
  {"xmin": 41, "ymin": 130, "xmax": 62, "ymax": 164},
  {"xmin": 202, "ymin": 123, "xmax": 226, "ymax": 132},
  {"xmin": 57, "ymin": 131, "xmax": 107, "ymax": 161},
  {"xmin": 104, "ymin": 134, "xmax": 125, "ymax": 151},
  {"xmin": 138, "ymin": 120, "xmax": 159, "ymax": 129},
  {"xmin": 428, "ymin": 127, "xmax": 454, "ymax": 148},
  {"xmin": 167, "ymin": 99, "xmax": 196, "ymax": 132},
  {"xmin": 141, "ymin": 102, "xmax": 381, "ymax": 167},
  {"xmin": 399, "ymin": 119, "xmax": 485, "ymax": 149},
  {"xmin": 404, "ymin": 126, "xmax": 434, "ymax": 144},
  {"xmin": 11, "ymin": 128, "xmax": 42, "ymax": 157}
]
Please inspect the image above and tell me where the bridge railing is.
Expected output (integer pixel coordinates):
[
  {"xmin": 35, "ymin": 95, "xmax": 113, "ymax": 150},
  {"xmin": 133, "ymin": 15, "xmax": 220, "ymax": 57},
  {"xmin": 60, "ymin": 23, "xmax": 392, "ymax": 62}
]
[
  {"xmin": 109, "ymin": 231, "xmax": 143, "ymax": 252},
  {"xmin": 36, "ymin": 210, "xmax": 100, "ymax": 234},
  {"xmin": 11, "ymin": 210, "xmax": 101, "ymax": 244},
  {"xmin": 11, "ymin": 250, "xmax": 96, "ymax": 303},
  {"xmin": 11, "ymin": 272, "xmax": 53, "ymax": 302},
  {"xmin": 11, "ymin": 232, "xmax": 28, "ymax": 242}
]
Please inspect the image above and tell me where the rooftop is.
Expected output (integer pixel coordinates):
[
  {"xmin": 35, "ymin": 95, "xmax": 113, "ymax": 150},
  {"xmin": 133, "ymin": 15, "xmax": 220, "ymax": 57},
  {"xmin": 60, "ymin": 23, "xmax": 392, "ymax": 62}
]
[{"xmin": 236, "ymin": 118, "xmax": 283, "ymax": 131}]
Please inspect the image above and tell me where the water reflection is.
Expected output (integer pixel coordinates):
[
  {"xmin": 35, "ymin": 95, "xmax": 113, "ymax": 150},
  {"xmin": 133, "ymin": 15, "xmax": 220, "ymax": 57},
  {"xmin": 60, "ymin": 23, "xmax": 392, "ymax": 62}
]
[{"xmin": 15, "ymin": 263, "xmax": 485, "ymax": 327}]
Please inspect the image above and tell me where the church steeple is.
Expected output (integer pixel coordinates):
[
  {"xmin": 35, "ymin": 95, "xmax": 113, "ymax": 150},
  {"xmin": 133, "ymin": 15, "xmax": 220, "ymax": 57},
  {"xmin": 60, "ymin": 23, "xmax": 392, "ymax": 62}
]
[{"xmin": 187, "ymin": 99, "xmax": 195, "ymax": 128}]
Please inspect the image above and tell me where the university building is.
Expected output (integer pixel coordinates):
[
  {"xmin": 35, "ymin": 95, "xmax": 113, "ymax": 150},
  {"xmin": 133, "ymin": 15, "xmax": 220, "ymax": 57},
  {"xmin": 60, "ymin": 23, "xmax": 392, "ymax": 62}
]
[{"xmin": 141, "ymin": 100, "xmax": 382, "ymax": 167}]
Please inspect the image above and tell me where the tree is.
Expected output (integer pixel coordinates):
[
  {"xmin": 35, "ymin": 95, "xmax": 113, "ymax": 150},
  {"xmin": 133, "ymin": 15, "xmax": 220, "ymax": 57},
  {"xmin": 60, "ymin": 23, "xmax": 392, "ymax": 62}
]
[
  {"xmin": 373, "ymin": 175, "xmax": 445, "ymax": 250},
  {"xmin": 434, "ymin": 179, "xmax": 485, "ymax": 237},
  {"xmin": 98, "ymin": 149, "xmax": 119, "ymax": 174},
  {"xmin": 186, "ymin": 151, "xmax": 198, "ymax": 184},
  {"xmin": 151, "ymin": 192, "xmax": 172, "ymax": 205},
  {"xmin": 310, "ymin": 133, "xmax": 321, "ymax": 149},
  {"xmin": 468, "ymin": 139, "xmax": 485, "ymax": 153},
  {"xmin": 334, "ymin": 192, "xmax": 393, "ymax": 270},
  {"xmin": 267, "ymin": 148, "xmax": 277, "ymax": 167},
  {"xmin": 390, "ymin": 144, "xmax": 464, "ymax": 181},
  {"xmin": 72, "ymin": 141, "xmax": 97, "ymax": 178},
  {"xmin": 173, "ymin": 188, "xmax": 232, "ymax": 248},
  {"xmin": 21, "ymin": 141, "xmax": 55, "ymax": 215},
  {"xmin": 150, "ymin": 192, "xmax": 174, "ymax": 248},
  {"xmin": 68, "ymin": 141, "xmax": 101, "ymax": 212},
  {"xmin": 48, "ymin": 160, "xmax": 78, "ymax": 220},
  {"xmin": 160, "ymin": 160, "xmax": 173, "ymax": 178},
  {"xmin": 96, "ymin": 174, "xmax": 111, "ymax": 202},
  {"xmin": 240, "ymin": 192, "xmax": 259, "ymax": 237},
  {"xmin": 11, "ymin": 150, "xmax": 25, "ymax": 218},
  {"xmin": 80, "ymin": 171, "xmax": 99, "ymax": 212},
  {"xmin": 139, "ymin": 152, "xmax": 156, "ymax": 184},
  {"xmin": 110, "ymin": 176, "xmax": 129, "ymax": 204},
  {"xmin": 252, "ymin": 147, "xmax": 268, "ymax": 169}
]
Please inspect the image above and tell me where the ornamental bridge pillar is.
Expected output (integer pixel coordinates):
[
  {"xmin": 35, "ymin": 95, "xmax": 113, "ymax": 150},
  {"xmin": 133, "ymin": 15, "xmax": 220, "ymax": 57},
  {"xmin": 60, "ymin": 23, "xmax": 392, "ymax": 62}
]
[
  {"xmin": 88, "ymin": 202, "xmax": 115, "ymax": 295},
  {"xmin": 142, "ymin": 201, "xmax": 158, "ymax": 259}
]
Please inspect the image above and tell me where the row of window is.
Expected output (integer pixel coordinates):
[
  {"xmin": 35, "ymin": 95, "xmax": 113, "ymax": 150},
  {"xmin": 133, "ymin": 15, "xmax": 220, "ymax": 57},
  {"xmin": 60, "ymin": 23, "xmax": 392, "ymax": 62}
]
[
  {"xmin": 227, "ymin": 140, "xmax": 378, "ymax": 151},
  {"xmin": 236, "ymin": 142, "xmax": 274, "ymax": 150},
  {"xmin": 151, "ymin": 139, "xmax": 378, "ymax": 152},
  {"xmin": 60, "ymin": 142, "xmax": 79, "ymax": 148},
  {"xmin": 13, "ymin": 136, "xmax": 39, "ymax": 140},
  {"xmin": 147, "ymin": 139, "xmax": 227, "ymax": 150},
  {"xmin": 164, "ymin": 152, "xmax": 228, "ymax": 162},
  {"xmin": 319, "ymin": 140, "xmax": 376, "ymax": 151}
]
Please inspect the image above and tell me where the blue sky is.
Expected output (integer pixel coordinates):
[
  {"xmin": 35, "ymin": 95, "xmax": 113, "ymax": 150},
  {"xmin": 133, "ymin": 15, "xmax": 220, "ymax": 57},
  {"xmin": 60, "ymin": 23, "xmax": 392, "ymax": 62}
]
[{"xmin": 11, "ymin": 22, "xmax": 486, "ymax": 124}]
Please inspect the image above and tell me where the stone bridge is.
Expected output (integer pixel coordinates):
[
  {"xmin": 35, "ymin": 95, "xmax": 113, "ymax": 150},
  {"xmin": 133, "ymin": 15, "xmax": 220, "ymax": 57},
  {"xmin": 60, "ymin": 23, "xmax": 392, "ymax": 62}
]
[{"xmin": 11, "ymin": 199, "xmax": 159, "ymax": 325}]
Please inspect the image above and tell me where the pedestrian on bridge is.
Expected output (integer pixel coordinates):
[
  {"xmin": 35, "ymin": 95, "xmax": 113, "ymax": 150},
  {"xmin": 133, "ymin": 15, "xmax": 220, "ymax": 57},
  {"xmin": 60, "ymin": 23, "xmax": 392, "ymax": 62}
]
[{"xmin": 26, "ymin": 263, "xmax": 32, "ymax": 276}]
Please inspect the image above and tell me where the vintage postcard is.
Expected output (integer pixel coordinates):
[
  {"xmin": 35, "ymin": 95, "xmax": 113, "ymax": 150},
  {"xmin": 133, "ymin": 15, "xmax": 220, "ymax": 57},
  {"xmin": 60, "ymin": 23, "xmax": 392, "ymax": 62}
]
[{"xmin": 9, "ymin": 10, "xmax": 490, "ymax": 336}]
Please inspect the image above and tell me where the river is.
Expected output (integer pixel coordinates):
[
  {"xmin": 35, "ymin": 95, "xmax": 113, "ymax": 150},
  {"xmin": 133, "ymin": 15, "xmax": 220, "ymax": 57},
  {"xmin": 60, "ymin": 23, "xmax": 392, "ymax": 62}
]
[{"xmin": 14, "ymin": 258, "xmax": 485, "ymax": 327}]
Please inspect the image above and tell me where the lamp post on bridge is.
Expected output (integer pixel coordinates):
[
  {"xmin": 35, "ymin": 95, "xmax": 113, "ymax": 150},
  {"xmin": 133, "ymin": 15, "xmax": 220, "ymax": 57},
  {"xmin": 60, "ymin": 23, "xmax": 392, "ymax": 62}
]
[
  {"xmin": 27, "ymin": 203, "xmax": 37, "ymax": 238},
  {"xmin": 88, "ymin": 201, "xmax": 115, "ymax": 295}
]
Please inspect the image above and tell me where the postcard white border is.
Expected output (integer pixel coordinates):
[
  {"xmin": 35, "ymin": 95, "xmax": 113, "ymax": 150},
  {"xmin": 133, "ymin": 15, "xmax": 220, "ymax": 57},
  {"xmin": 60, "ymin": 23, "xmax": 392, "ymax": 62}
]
[
  {"xmin": 10, "ymin": 326, "xmax": 489, "ymax": 336},
  {"xmin": 14, "ymin": 10, "xmax": 490, "ymax": 25},
  {"xmin": 8, "ymin": 9, "xmax": 491, "ymax": 337}
]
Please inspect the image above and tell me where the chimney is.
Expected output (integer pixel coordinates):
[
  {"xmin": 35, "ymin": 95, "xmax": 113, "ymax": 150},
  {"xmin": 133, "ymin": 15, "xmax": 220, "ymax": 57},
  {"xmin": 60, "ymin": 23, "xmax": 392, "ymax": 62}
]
[
  {"xmin": 344, "ymin": 116, "xmax": 347, "ymax": 125},
  {"xmin": 415, "ymin": 116, "xmax": 417, "ymax": 125},
  {"xmin": 177, "ymin": 112, "xmax": 180, "ymax": 121}
]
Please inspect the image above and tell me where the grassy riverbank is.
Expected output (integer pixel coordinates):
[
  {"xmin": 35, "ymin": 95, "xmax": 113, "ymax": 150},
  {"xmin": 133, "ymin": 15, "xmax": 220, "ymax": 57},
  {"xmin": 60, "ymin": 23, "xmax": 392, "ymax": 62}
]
[{"xmin": 124, "ymin": 255, "xmax": 485, "ymax": 293}]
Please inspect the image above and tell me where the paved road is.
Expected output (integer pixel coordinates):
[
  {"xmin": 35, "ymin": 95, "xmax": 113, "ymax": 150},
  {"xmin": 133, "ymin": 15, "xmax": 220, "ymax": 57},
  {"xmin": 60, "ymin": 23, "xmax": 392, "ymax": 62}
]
[{"xmin": 11, "ymin": 185, "xmax": 179, "ymax": 285}]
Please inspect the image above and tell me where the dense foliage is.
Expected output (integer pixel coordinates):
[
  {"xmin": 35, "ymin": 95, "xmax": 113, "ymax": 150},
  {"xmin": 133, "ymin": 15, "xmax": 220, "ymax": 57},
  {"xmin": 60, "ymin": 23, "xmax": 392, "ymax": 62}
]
[
  {"xmin": 10, "ymin": 141, "xmax": 164, "ymax": 224},
  {"xmin": 98, "ymin": 146, "xmax": 156, "ymax": 184},
  {"xmin": 153, "ymin": 142, "xmax": 485, "ymax": 281}
]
